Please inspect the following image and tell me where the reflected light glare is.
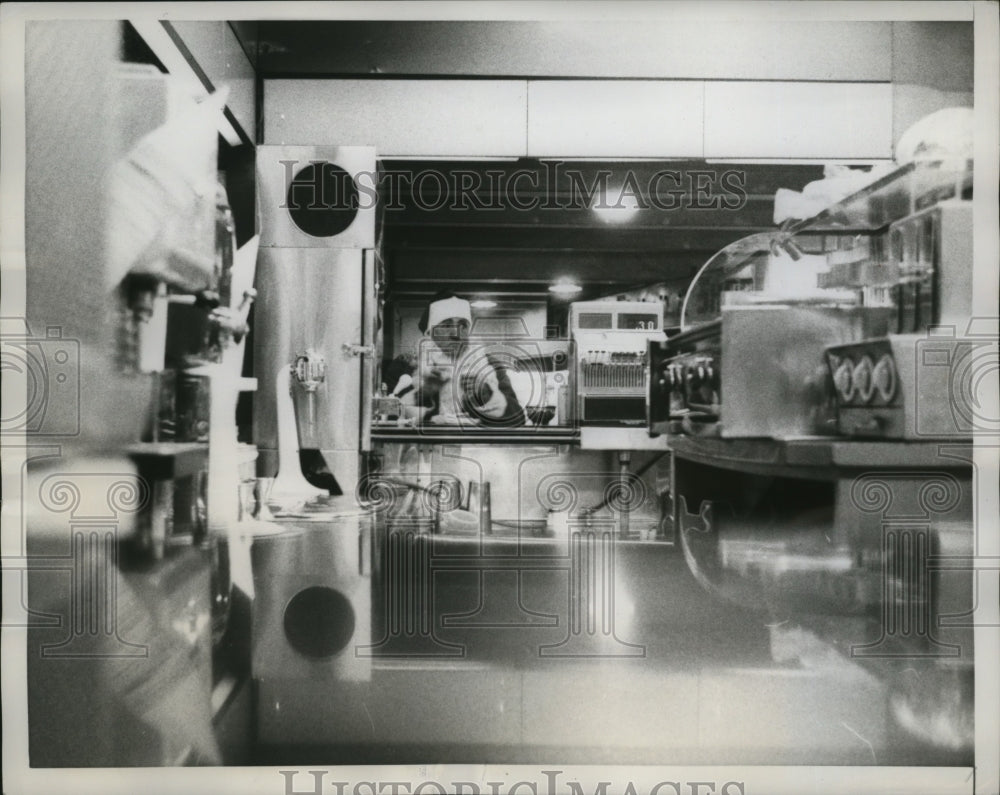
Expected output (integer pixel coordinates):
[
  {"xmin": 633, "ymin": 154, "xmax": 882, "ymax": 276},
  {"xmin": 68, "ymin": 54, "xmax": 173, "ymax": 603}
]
[
  {"xmin": 470, "ymin": 299, "xmax": 498, "ymax": 309},
  {"xmin": 549, "ymin": 282, "xmax": 582, "ymax": 296},
  {"xmin": 592, "ymin": 187, "xmax": 641, "ymax": 224}
]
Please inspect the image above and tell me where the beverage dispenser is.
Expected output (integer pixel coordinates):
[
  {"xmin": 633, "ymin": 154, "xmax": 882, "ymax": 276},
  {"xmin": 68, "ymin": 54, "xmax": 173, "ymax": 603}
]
[
  {"xmin": 251, "ymin": 148, "xmax": 381, "ymax": 739},
  {"xmin": 253, "ymin": 146, "xmax": 378, "ymax": 500}
]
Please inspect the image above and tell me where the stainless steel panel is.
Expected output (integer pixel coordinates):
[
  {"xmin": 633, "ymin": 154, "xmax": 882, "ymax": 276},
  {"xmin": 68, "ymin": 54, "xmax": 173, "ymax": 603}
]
[
  {"xmin": 256, "ymin": 145, "xmax": 376, "ymax": 249},
  {"xmin": 254, "ymin": 532, "xmax": 893, "ymax": 762},
  {"xmin": 256, "ymin": 668, "xmax": 522, "ymax": 748},
  {"xmin": 253, "ymin": 247, "xmax": 364, "ymax": 486},
  {"xmin": 251, "ymin": 512, "xmax": 373, "ymax": 687},
  {"xmin": 719, "ymin": 305, "xmax": 892, "ymax": 438}
]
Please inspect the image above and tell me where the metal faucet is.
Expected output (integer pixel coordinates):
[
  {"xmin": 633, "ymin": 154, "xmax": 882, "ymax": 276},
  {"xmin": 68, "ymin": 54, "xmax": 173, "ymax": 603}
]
[{"xmin": 292, "ymin": 347, "xmax": 327, "ymax": 429}]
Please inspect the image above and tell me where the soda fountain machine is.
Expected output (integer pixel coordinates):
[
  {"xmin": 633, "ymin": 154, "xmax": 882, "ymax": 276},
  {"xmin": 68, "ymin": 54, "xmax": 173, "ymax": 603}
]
[{"xmin": 251, "ymin": 146, "xmax": 381, "ymax": 743}]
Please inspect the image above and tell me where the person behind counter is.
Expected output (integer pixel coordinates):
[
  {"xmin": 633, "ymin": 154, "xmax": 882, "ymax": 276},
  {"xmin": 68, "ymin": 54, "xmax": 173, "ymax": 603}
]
[{"xmin": 403, "ymin": 291, "xmax": 525, "ymax": 427}]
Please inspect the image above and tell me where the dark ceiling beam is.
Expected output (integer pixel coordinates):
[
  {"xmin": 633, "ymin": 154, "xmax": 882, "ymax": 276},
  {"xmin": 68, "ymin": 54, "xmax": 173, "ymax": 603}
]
[
  {"xmin": 386, "ymin": 218, "xmax": 773, "ymax": 230},
  {"xmin": 379, "ymin": 158, "xmax": 824, "ymax": 180},
  {"xmin": 383, "ymin": 225, "xmax": 760, "ymax": 251},
  {"xmin": 375, "ymin": 163, "xmax": 822, "ymax": 202},
  {"xmin": 387, "ymin": 249, "xmax": 706, "ymax": 284},
  {"xmin": 384, "ymin": 247, "xmax": 720, "ymax": 256},
  {"xmin": 380, "ymin": 208, "xmax": 778, "ymax": 233},
  {"xmin": 380, "ymin": 194, "xmax": 780, "ymax": 209}
]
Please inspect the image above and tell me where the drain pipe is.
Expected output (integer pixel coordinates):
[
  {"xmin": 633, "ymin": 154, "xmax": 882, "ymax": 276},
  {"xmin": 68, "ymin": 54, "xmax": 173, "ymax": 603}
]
[{"xmin": 582, "ymin": 452, "xmax": 667, "ymax": 538}]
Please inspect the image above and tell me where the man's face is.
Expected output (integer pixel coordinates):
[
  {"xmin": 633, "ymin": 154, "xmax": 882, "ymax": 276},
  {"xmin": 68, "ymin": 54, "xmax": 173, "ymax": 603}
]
[{"xmin": 430, "ymin": 318, "xmax": 470, "ymax": 350}]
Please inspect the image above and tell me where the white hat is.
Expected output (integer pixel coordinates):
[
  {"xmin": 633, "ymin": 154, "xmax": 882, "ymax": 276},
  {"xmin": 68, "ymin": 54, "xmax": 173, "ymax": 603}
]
[{"xmin": 426, "ymin": 295, "xmax": 472, "ymax": 331}]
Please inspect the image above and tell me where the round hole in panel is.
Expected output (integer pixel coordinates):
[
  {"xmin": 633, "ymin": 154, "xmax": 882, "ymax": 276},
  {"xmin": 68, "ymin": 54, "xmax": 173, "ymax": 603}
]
[
  {"xmin": 283, "ymin": 585, "xmax": 356, "ymax": 659},
  {"xmin": 286, "ymin": 162, "xmax": 360, "ymax": 238}
]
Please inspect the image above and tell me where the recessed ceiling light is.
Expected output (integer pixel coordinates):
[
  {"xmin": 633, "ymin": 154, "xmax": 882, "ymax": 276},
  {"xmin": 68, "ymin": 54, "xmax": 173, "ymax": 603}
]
[
  {"xmin": 549, "ymin": 281, "xmax": 582, "ymax": 296},
  {"xmin": 470, "ymin": 299, "xmax": 497, "ymax": 309},
  {"xmin": 592, "ymin": 187, "xmax": 641, "ymax": 224}
]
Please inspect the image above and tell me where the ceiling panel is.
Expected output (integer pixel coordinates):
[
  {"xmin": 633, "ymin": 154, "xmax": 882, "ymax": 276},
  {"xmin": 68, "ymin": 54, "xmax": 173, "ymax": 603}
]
[
  {"xmin": 265, "ymin": 79, "xmax": 528, "ymax": 156},
  {"xmin": 527, "ymin": 81, "xmax": 703, "ymax": 158}
]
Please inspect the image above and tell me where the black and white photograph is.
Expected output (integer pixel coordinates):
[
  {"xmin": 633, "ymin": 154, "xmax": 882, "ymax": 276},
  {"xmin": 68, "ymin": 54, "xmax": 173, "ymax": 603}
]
[{"xmin": 1, "ymin": 3, "xmax": 998, "ymax": 794}]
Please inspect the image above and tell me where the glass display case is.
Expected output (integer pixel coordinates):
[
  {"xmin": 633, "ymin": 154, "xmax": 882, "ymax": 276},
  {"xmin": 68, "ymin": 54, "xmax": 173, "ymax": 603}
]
[{"xmin": 644, "ymin": 156, "xmax": 979, "ymax": 763}]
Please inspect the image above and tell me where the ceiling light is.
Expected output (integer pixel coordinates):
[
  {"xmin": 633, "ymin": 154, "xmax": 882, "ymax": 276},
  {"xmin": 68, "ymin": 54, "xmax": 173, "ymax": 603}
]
[
  {"xmin": 591, "ymin": 186, "xmax": 641, "ymax": 224},
  {"xmin": 549, "ymin": 281, "xmax": 582, "ymax": 296},
  {"xmin": 470, "ymin": 299, "xmax": 497, "ymax": 309}
]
